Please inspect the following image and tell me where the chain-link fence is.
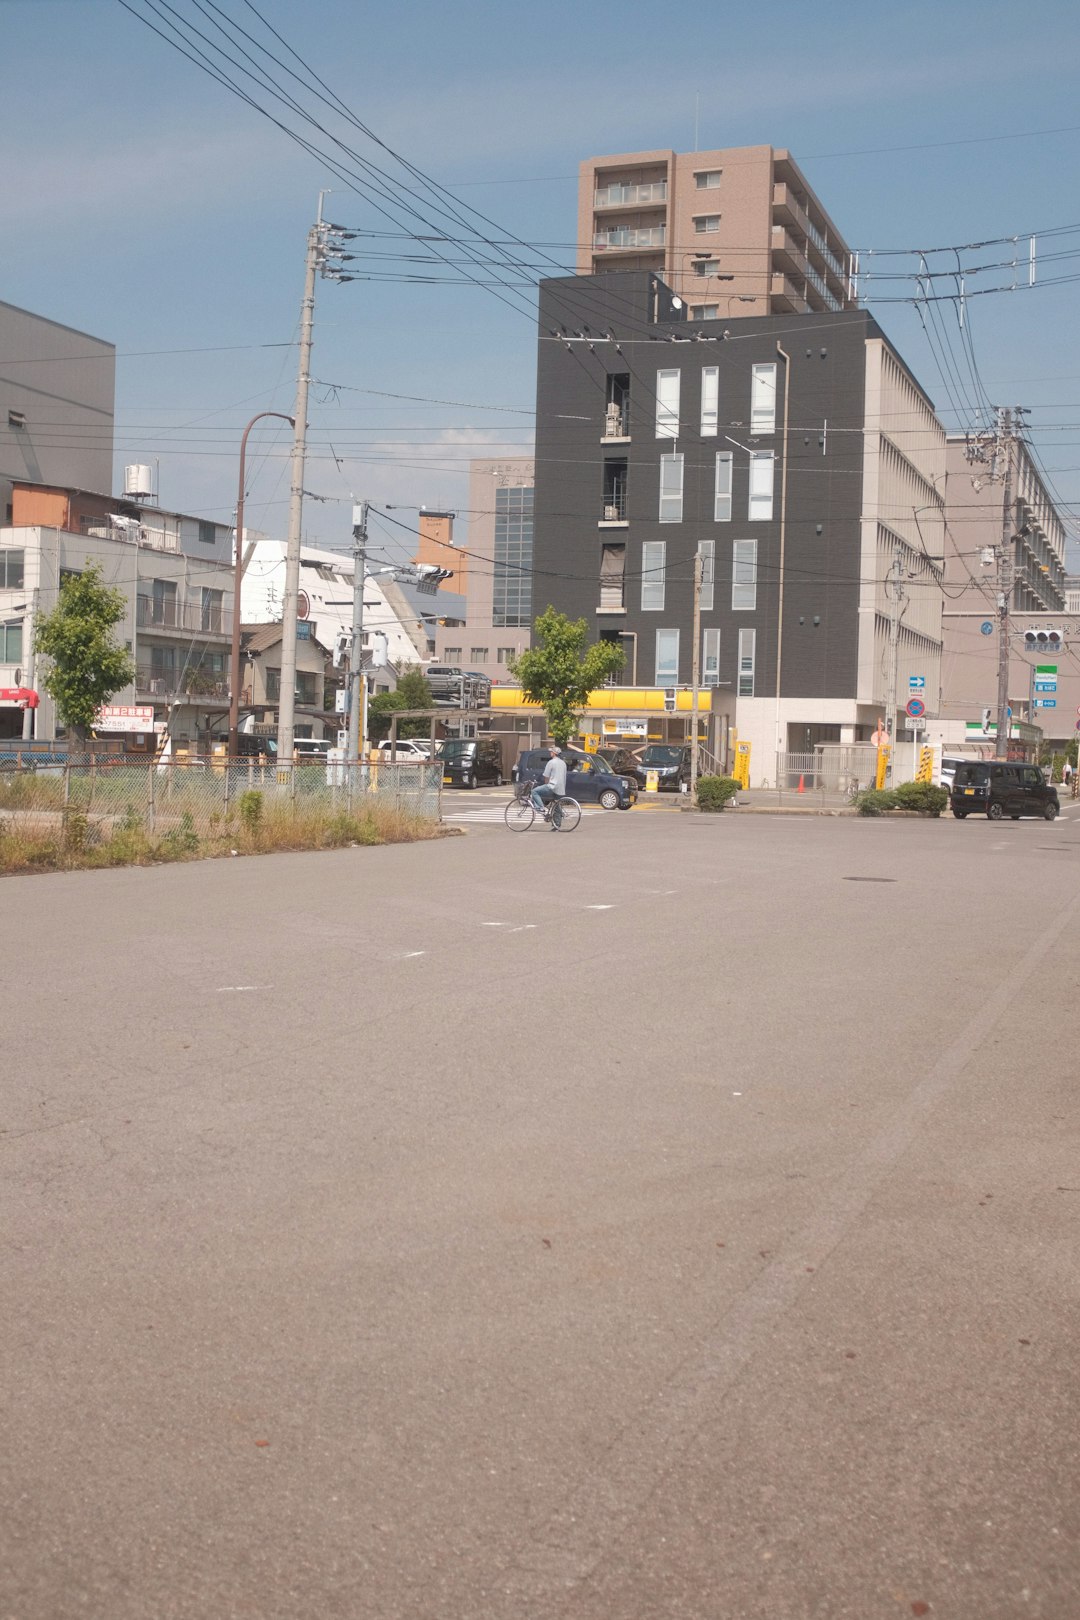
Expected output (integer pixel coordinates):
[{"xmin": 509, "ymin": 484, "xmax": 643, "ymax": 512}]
[{"xmin": 0, "ymin": 759, "xmax": 442, "ymax": 843}]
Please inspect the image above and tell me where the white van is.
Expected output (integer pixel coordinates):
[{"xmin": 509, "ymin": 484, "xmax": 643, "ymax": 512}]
[{"xmin": 939, "ymin": 755, "xmax": 967, "ymax": 790}]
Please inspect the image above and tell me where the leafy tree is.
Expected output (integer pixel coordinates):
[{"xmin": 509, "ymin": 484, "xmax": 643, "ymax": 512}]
[
  {"xmin": 367, "ymin": 690, "xmax": 409, "ymax": 741},
  {"xmin": 394, "ymin": 664, "xmax": 435, "ymax": 736},
  {"xmin": 509, "ymin": 607, "xmax": 625, "ymax": 745},
  {"xmin": 33, "ymin": 564, "xmax": 136, "ymax": 738}
]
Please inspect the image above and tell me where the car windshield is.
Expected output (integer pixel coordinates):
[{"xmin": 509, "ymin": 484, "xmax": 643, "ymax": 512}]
[
  {"xmin": 441, "ymin": 740, "xmax": 474, "ymax": 758},
  {"xmin": 954, "ymin": 763, "xmax": 990, "ymax": 786},
  {"xmin": 642, "ymin": 746, "xmax": 683, "ymax": 766}
]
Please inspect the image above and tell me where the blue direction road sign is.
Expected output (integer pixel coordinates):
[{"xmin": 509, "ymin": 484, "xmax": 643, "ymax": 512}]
[
  {"xmin": 1035, "ymin": 681, "xmax": 1057, "ymax": 692},
  {"xmin": 908, "ymin": 675, "xmax": 926, "ymax": 689},
  {"xmin": 1036, "ymin": 699, "xmax": 1058, "ymax": 709},
  {"xmin": 980, "ymin": 621, "xmax": 994, "ymax": 635}
]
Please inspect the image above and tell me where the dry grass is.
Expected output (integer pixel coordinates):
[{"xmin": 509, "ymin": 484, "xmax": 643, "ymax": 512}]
[{"xmin": 0, "ymin": 797, "xmax": 440, "ymax": 877}]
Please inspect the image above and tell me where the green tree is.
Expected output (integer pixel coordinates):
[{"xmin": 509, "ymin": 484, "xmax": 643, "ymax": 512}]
[
  {"xmin": 509, "ymin": 606, "xmax": 625, "ymax": 745},
  {"xmin": 367, "ymin": 690, "xmax": 409, "ymax": 742},
  {"xmin": 33, "ymin": 564, "xmax": 136, "ymax": 738},
  {"xmin": 394, "ymin": 664, "xmax": 435, "ymax": 736}
]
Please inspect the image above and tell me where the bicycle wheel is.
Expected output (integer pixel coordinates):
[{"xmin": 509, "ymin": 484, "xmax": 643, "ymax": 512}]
[
  {"xmin": 554, "ymin": 796, "xmax": 581, "ymax": 832},
  {"xmin": 504, "ymin": 796, "xmax": 536, "ymax": 832}
]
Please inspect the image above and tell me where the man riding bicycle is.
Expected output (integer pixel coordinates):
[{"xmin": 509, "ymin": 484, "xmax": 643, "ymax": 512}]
[{"xmin": 531, "ymin": 744, "xmax": 568, "ymax": 830}]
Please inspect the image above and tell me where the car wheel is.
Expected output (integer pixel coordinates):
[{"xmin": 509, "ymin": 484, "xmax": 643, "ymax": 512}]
[
  {"xmin": 987, "ymin": 801, "xmax": 1005, "ymax": 820},
  {"xmin": 467, "ymin": 772, "xmax": 478, "ymax": 790},
  {"xmin": 1044, "ymin": 801, "xmax": 1059, "ymax": 821},
  {"xmin": 598, "ymin": 788, "xmax": 620, "ymax": 810},
  {"xmin": 952, "ymin": 809, "xmax": 968, "ymax": 819}
]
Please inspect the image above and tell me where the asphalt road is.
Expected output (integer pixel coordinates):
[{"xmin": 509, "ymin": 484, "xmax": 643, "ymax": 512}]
[{"xmin": 3, "ymin": 804, "xmax": 1079, "ymax": 1620}]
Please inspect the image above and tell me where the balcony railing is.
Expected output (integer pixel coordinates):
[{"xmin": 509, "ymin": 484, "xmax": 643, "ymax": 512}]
[
  {"xmin": 136, "ymin": 595, "xmax": 232, "ymax": 635},
  {"xmin": 593, "ymin": 226, "xmax": 666, "ymax": 252},
  {"xmin": 135, "ymin": 666, "xmax": 230, "ymax": 701},
  {"xmin": 594, "ymin": 181, "xmax": 667, "ymax": 209},
  {"xmin": 600, "ymin": 489, "xmax": 628, "ymax": 522}
]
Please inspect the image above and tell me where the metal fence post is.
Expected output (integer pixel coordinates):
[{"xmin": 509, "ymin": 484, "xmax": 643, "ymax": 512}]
[{"xmin": 147, "ymin": 761, "xmax": 155, "ymax": 835}]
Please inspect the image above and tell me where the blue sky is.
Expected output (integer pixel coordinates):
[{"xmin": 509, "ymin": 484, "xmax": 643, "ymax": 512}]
[{"xmin": 4, "ymin": 0, "xmax": 1080, "ymax": 563}]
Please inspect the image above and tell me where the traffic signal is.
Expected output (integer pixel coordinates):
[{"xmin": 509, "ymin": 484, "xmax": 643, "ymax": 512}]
[{"xmin": 1023, "ymin": 627, "xmax": 1064, "ymax": 650}]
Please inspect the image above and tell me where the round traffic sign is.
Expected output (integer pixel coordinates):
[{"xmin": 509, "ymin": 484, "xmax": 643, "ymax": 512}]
[
  {"xmin": 905, "ymin": 697, "xmax": 926, "ymax": 719},
  {"xmin": 980, "ymin": 621, "xmax": 994, "ymax": 636}
]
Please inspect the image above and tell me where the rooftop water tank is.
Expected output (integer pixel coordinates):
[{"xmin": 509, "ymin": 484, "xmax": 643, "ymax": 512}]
[{"xmin": 124, "ymin": 464, "xmax": 155, "ymax": 501}]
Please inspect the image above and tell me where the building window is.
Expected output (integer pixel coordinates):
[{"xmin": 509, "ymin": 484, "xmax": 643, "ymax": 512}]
[
  {"xmin": 265, "ymin": 666, "xmax": 281, "ymax": 701},
  {"xmin": 492, "ymin": 485, "xmax": 533, "ymax": 627},
  {"xmin": 0, "ymin": 622, "xmax": 23, "ymax": 663},
  {"xmin": 59, "ymin": 567, "xmax": 81, "ymax": 590},
  {"xmin": 748, "ymin": 452, "xmax": 775, "ymax": 521},
  {"xmin": 700, "ymin": 367, "xmax": 719, "ymax": 437},
  {"xmin": 693, "ymin": 215, "xmax": 720, "ymax": 233},
  {"xmin": 496, "ymin": 647, "xmax": 515, "ymax": 664},
  {"xmin": 693, "ymin": 259, "xmax": 720, "ymax": 277},
  {"xmin": 714, "ymin": 452, "xmax": 733, "ymax": 521},
  {"xmin": 470, "ymin": 647, "xmax": 488, "ymax": 663},
  {"xmin": 695, "ymin": 170, "xmax": 722, "ymax": 188},
  {"xmin": 150, "ymin": 644, "xmax": 176, "ymax": 681},
  {"xmin": 641, "ymin": 541, "xmax": 666, "ymax": 611},
  {"xmin": 655, "ymin": 369, "xmax": 680, "ymax": 439},
  {"xmin": 738, "ymin": 628, "xmax": 756, "ymax": 696},
  {"xmin": 655, "ymin": 628, "xmax": 680, "ymax": 686},
  {"xmin": 732, "ymin": 539, "xmax": 757, "ymax": 610},
  {"xmin": 599, "ymin": 543, "xmax": 626, "ymax": 611},
  {"xmin": 602, "ymin": 458, "xmax": 628, "ymax": 521},
  {"xmin": 699, "ymin": 539, "xmax": 715, "ymax": 611},
  {"xmin": 201, "ymin": 587, "xmax": 224, "ymax": 631},
  {"xmin": 690, "ymin": 305, "xmax": 719, "ymax": 320},
  {"xmin": 443, "ymin": 647, "xmax": 462, "ymax": 662},
  {"xmin": 197, "ymin": 520, "xmax": 216, "ymax": 546},
  {"xmin": 659, "ymin": 453, "xmax": 684, "ymax": 523},
  {"xmin": 751, "ymin": 363, "xmax": 777, "ymax": 433},
  {"xmin": 151, "ymin": 578, "xmax": 178, "ymax": 626},
  {"xmin": 0, "ymin": 550, "xmax": 25, "ymax": 590},
  {"xmin": 703, "ymin": 627, "xmax": 721, "ymax": 687},
  {"xmin": 7, "ymin": 410, "xmax": 26, "ymax": 429},
  {"xmin": 297, "ymin": 671, "xmax": 318, "ymax": 707}
]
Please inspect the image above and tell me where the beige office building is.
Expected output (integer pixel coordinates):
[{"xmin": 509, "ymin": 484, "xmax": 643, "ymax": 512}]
[
  {"xmin": 577, "ymin": 145, "xmax": 855, "ymax": 319},
  {"xmin": 434, "ymin": 459, "xmax": 534, "ymax": 684}
]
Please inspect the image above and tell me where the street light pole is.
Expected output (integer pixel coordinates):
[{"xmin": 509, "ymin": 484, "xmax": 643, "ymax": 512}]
[
  {"xmin": 229, "ymin": 411, "xmax": 293, "ymax": 757},
  {"xmin": 347, "ymin": 501, "xmax": 369, "ymax": 765},
  {"xmin": 690, "ymin": 546, "xmax": 702, "ymax": 802}
]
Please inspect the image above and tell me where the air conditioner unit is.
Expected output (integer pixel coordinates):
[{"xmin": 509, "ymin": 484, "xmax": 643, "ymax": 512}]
[{"xmin": 604, "ymin": 504, "xmax": 620, "ymax": 521}]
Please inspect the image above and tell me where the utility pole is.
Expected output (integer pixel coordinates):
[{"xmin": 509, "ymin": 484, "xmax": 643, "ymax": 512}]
[
  {"xmin": 277, "ymin": 194, "xmax": 329, "ymax": 767},
  {"xmin": 690, "ymin": 545, "xmax": 702, "ymax": 802},
  {"xmin": 347, "ymin": 501, "xmax": 369, "ymax": 765},
  {"xmin": 994, "ymin": 407, "xmax": 1015, "ymax": 760},
  {"xmin": 884, "ymin": 541, "xmax": 907, "ymax": 762},
  {"xmin": 229, "ymin": 411, "xmax": 293, "ymax": 757}
]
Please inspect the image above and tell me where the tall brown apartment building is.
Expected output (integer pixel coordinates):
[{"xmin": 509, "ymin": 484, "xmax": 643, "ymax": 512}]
[{"xmin": 577, "ymin": 145, "xmax": 855, "ymax": 319}]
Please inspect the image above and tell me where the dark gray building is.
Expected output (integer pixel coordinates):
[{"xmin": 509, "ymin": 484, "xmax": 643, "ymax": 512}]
[
  {"xmin": 532, "ymin": 273, "xmax": 946, "ymax": 774},
  {"xmin": 1, "ymin": 301, "xmax": 115, "ymax": 524}
]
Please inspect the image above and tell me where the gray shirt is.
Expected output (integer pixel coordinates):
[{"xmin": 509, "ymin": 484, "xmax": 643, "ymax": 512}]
[{"xmin": 542, "ymin": 754, "xmax": 568, "ymax": 795}]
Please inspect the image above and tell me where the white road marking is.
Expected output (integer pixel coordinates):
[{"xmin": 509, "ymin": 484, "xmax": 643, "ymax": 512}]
[
  {"xmin": 586, "ymin": 904, "xmax": 614, "ymax": 911},
  {"xmin": 508, "ymin": 924, "xmax": 537, "ymax": 933},
  {"xmin": 479, "ymin": 921, "xmax": 507, "ymax": 928},
  {"xmin": 398, "ymin": 951, "xmax": 425, "ymax": 959},
  {"xmin": 215, "ymin": 985, "xmax": 267, "ymax": 993}
]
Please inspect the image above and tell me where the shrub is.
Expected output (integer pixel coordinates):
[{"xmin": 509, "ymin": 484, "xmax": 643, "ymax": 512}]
[
  {"xmin": 892, "ymin": 780, "xmax": 949, "ymax": 816},
  {"xmin": 853, "ymin": 788, "xmax": 899, "ymax": 816},
  {"xmin": 696, "ymin": 774, "xmax": 740, "ymax": 812},
  {"xmin": 238, "ymin": 790, "xmax": 264, "ymax": 837}
]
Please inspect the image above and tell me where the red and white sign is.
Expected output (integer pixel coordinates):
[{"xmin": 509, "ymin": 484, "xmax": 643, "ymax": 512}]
[
  {"xmin": 0, "ymin": 686, "xmax": 39, "ymax": 709},
  {"xmin": 95, "ymin": 704, "xmax": 155, "ymax": 734}
]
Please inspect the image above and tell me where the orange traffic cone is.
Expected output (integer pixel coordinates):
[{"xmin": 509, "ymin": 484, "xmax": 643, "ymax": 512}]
[{"xmin": 797, "ymin": 774, "xmax": 805, "ymax": 794}]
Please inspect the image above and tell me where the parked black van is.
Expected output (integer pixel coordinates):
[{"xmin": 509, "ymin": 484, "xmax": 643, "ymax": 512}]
[
  {"xmin": 440, "ymin": 737, "xmax": 504, "ymax": 788},
  {"xmin": 950, "ymin": 761, "xmax": 1059, "ymax": 821}
]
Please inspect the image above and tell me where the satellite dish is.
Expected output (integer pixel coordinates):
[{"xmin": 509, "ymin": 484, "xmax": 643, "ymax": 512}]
[{"xmin": 671, "ymin": 297, "xmax": 683, "ymax": 309}]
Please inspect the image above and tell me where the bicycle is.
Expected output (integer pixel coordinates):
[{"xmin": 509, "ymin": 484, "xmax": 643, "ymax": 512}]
[{"xmin": 504, "ymin": 783, "xmax": 581, "ymax": 832}]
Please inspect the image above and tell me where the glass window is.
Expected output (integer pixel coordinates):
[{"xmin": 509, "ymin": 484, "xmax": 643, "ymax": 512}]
[
  {"xmin": 265, "ymin": 666, "xmax": 281, "ymax": 701},
  {"xmin": 751, "ymin": 363, "xmax": 777, "ymax": 433},
  {"xmin": 738, "ymin": 629, "xmax": 755, "ymax": 696},
  {"xmin": 732, "ymin": 539, "xmax": 757, "ymax": 610},
  {"xmin": 599, "ymin": 543, "xmax": 626, "ymax": 611},
  {"xmin": 496, "ymin": 647, "xmax": 515, "ymax": 663},
  {"xmin": 197, "ymin": 520, "xmax": 216, "ymax": 546},
  {"xmin": 693, "ymin": 259, "xmax": 720, "ymax": 277},
  {"xmin": 700, "ymin": 368, "xmax": 719, "ymax": 437},
  {"xmin": 443, "ymin": 647, "xmax": 462, "ymax": 662},
  {"xmin": 492, "ymin": 485, "xmax": 533, "ymax": 628},
  {"xmin": 694, "ymin": 215, "xmax": 720, "ymax": 233},
  {"xmin": 656, "ymin": 369, "xmax": 680, "ymax": 439},
  {"xmin": 659, "ymin": 453, "xmax": 684, "ymax": 523},
  {"xmin": 699, "ymin": 539, "xmax": 715, "ymax": 612},
  {"xmin": 469, "ymin": 647, "xmax": 488, "ymax": 662},
  {"xmin": 695, "ymin": 170, "xmax": 722, "ymax": 188},
  {"xmin": 714, "ymin": 452, "xmax": 733, "ymax": 522},
  {"xmin": 151, "ymin": 578, "xmax": 177, "ymax": 625},
  {"xmin": 748, "ymin": 452, "xmax": 775, "ymax": 521},
  {"xmin": 0, "ymin": 622, "xmax": 23, "ymax": 663},
  {"xmin": 655, "ymin": 629, "xmax": 679, "ymax": 686},
  {"xmin": 690, "ymin": 305, "xmax": 719, "ymax": 320},
  {"xmin": 703, "ymin": 627, "xmax": 721, "ymax": 687},
  {"xmin": 0, "ymin": 550, "xmax": 24, "ymax": 590},
  {"xmin": 641, "ymin": 540, "xmax": 666, "ymax": 611},
  {"xmin": 201, "ymin": 587, "xmax": 223, "ymax": 631}
]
